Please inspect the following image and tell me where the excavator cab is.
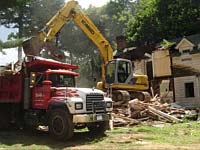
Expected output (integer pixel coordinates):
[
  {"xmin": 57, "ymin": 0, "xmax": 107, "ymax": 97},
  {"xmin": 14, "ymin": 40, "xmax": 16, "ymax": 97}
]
[
  {"xmin": 105, "ymin": 59, "xmax": 133, "ymax": 85},
  {"xmin": 105, "ymin": 59, "xmax": 150, "ymax": 101}
]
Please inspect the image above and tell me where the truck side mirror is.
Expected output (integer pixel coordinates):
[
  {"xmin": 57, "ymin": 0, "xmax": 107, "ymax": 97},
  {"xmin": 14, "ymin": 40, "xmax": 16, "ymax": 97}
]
[
  {"xmin": 30, "ymin": 72, "xmax": 36, "ymax": 88},
  {"xmin": 42, "ymin": 80, "xmax": 52, "ymax": 86}
]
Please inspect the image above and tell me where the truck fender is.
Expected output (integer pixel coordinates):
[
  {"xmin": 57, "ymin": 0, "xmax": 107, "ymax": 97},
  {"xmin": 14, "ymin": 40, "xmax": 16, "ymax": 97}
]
[{"xmin": 47, "ymin": 102, "xmax": 70, "ymax": 117}]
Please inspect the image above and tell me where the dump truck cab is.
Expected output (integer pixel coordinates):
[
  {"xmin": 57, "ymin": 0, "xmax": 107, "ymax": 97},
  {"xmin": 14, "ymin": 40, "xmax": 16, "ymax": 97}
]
[{"xmin": 24, "ymin": 56, "xmax": 112, "ymax": 140}]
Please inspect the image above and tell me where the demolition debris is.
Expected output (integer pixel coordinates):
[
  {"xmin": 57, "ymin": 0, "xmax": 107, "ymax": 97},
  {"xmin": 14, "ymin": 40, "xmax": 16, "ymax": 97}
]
[{"xmin": 113, "ymin": 96, "xmax": 197, "ymax": 127}]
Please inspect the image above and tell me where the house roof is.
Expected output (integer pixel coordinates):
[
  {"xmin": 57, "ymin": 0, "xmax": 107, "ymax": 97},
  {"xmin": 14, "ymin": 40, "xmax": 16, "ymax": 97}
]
[
  {"xmin": 185, "ymin": 34, "xmax": 200, "ymax": 46},
  {"xmin": 114, "ymin": 44, "xmax": 156, "ymax": 60},
  {"xmin": 172, "ymin": 34, "xmax": 200, "ymax": 46},
  {"xmin": 175, "ymin": 38, "xmax": 195, "ymax": 49}
]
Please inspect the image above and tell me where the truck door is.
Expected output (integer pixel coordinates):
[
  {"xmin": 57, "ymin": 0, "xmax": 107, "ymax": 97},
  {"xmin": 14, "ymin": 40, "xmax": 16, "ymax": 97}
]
[{"xmin": 32, "ymin": 73, "xmax": 49, "ymax": 109}]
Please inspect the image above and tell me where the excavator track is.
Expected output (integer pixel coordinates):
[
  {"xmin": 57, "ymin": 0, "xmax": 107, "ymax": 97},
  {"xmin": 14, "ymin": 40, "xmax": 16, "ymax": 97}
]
[
  {"xmin": 112, "ymin": 90, "xmax": 151, "ymax": 103},
  {"xmin": 112, "ymin": 90, "xmax": 130, "ymax": 102},
  {"xmin": 129, "ymin": 91, "xmax": 151, "ymax": 102}
]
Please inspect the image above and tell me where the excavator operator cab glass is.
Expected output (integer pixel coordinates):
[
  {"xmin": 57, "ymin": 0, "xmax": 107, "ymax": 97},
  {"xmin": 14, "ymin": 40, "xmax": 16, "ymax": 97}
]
[
  {"xmin": 117, "ymin": 60, "xmax": 131, "ymax": 83},
  {"xmin": 105, "ymin": 60, "xmax": 116, "ymax": 84},
  {"xmin": 105, "ymin": 59, "xmax": 132, "ymax": 85}
]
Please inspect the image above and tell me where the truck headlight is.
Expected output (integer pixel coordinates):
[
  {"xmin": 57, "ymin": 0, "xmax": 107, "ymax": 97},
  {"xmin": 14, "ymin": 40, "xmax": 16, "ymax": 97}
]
[
  {"xmin": 106, "ymin": 102, "xmax": 112, "ymax": 108},
  {"xmin": 75, "ymin": 102, "xmax": 83, "ymax": 110}
]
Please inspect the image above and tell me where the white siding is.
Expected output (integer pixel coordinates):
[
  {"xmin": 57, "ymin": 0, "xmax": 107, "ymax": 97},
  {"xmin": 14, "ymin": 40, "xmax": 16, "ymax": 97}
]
[
  {"xmin": 133, "ymin": 59, "xmax": 146, "ymax": 75},
  {"xmin": 152, "ymin": 50, "xmax": 171, "ymax": 77},
  {"xmin": 174, "ymin": 76, "xmax": 200, "ymax": 108},
  {"xmin": 173, "ymin": 53, "xmax": 200, "ymax": 72}
]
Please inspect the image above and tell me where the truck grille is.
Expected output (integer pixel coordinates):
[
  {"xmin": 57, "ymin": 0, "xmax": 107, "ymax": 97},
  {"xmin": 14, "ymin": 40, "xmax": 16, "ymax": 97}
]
[{"xmin": 86, "ymin": 94, "xmax": 105, "ymax": 112}]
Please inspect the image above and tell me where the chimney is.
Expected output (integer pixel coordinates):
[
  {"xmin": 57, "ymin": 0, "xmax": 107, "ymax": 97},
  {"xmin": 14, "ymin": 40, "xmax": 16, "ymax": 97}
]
[{"xmin": 116, "ymin": 36, "xmax": 127, "ymax": 50}]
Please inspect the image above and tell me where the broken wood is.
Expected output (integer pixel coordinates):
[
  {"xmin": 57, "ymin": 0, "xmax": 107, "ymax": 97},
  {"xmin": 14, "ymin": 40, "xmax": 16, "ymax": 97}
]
[
  {"xmin": 148, "ymin": 106, "xmax": 182, "ymax": 123},
  {"xmin": 112, "ymin": 113, "xmax": 140, "ymax": 127}
]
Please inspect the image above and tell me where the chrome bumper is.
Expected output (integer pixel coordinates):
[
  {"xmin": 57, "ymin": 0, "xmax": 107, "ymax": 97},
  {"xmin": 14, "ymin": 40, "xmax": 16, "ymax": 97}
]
[{"xmin": 73, "ymin": 113, "xmax": 111, "ymax": 123}]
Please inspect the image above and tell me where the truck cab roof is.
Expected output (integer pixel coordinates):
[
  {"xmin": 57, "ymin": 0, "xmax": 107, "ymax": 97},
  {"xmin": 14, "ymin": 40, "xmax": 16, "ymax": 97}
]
[
  {"xmin": 25, "ymin": 56, "xmax": 78, "ymax": 72},
  {"xmin": 46, "ymin": 69, "xmax": 79, "ymax": 76}
]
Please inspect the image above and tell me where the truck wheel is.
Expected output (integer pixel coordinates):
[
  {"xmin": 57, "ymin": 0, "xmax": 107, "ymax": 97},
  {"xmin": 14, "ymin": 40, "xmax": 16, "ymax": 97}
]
[
  {"xmin": 48, "ymin": 109, "xmax": 74, "ymax": 140},
  {"xmin": 87, "ymin": 121, "xmax": 109, "ymax": 135},
  {"xmin": 0, "ymin": 109, "xmax": 10, "ymax": 129}
]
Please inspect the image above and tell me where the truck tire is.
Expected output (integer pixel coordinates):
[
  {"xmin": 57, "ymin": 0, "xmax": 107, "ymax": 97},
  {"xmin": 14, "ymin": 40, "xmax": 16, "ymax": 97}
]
[
  {"xmin": 48, "ymin": 109, "xmax": 74, "ymax": 140},
  {"xmin": 87, "ymin": 121, "xmax": 109, "ymax": 135},
  {"xmin": 0, "ymin": 108, "xmax": 11, "ymax": 129}
]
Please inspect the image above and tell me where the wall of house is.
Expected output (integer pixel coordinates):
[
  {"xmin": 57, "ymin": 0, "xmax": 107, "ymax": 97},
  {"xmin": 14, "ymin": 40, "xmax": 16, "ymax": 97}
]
[
  {"xmin": 174, "ymin": 75, "xmax": 200, "ymax": 108},
  {"xmin": 152, "ymin": 49, "xmax": 171, "ymax": 77},
  {"xmin": 133, "ymin": 59, "xmax": 146, "ymax": 75},
  {"xmin": 178, "ymin": 39, "xmax": 194, "ymax": 51},
  {"xmin": 173, "ymin": 53, "xmax": 200, "ymax": 72}
]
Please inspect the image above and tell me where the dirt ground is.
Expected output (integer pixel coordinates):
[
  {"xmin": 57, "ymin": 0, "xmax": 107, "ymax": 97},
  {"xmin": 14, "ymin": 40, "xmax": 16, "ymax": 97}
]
[{"xmin": 0, "ymin": 127, "xmax": 199, "ymax": 150}]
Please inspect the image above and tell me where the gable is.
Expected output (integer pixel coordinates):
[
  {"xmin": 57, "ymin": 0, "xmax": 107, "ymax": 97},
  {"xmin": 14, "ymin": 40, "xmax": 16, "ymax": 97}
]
[{"xmin": 175, "ymin": 38, "xmax": 195, "ymax": 50}]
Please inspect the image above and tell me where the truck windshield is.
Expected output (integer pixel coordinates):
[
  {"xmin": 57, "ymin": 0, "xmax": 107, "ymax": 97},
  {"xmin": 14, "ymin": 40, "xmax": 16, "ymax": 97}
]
[{"xmin": 49, "ymin": 74, "xmax": 75, "ymax": 87}]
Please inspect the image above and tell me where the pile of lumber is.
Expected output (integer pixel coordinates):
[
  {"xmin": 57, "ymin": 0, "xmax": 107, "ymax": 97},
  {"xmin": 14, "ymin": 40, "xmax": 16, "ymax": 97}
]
[
  {"xmin": 0, "ymin": 61, "xmax": 21, "ymax": 76},
  {"xmin": 112, "ymin": 97, "xmax": 196, "ymax": 127}
]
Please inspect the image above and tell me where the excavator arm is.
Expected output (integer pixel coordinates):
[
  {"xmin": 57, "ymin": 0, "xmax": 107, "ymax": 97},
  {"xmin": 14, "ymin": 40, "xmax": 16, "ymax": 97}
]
[
  {"xmin": 23, "ymin": 0, "xmax": 113, "ymax": 64},
  {"xmin": 45, "ymin": 0, "xmax": 113, "ymax": 63},
  {"xmin": 70, "ymin": 9, "xmax": 113, "ymax": 63}
]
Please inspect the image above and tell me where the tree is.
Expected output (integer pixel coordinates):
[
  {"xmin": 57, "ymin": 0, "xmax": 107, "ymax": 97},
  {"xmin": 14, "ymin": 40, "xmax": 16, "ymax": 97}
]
[
  {"xmin": 101, "ymin": 0, "xmax": 135, "ymax": 45},
  {"xmin": 0, "ymin": 0, "xmax": 32, "ymax": 59},
  {"xmin": 126, "ymin": 0, "xmax": 200, "ymax": 46},
  {"xmin": 0, "ymin": 0, "xmax": 65, "ymax": 59}
]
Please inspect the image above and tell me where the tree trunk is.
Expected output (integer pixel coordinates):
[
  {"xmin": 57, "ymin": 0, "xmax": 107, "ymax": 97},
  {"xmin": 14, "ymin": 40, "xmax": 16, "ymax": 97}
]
[{"xmin": 18, "ymin": 7, "xmax": 24, "ymax": 62}]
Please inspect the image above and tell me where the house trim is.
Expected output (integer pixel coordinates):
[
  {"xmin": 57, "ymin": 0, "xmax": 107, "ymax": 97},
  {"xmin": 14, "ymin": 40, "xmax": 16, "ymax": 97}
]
[{"xmin": 175, "ymin": 38, "xmax": 195, "ymax": 50}]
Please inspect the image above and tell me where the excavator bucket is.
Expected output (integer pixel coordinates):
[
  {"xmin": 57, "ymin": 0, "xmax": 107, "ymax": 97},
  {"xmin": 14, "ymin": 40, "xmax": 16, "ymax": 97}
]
[
  {"xmin": 22, "ymin": 36, "xmax": 44, "ymax": 56},
  {"xmin": 22, "ymin": 36, "xmax": 64, "ymax": 59}
]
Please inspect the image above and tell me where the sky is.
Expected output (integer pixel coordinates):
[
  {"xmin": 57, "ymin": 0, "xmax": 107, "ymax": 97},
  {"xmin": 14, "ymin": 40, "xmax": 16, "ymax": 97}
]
[{"xmin": 66, "ymin": 0, "xmax": 110, "ymax": 8}]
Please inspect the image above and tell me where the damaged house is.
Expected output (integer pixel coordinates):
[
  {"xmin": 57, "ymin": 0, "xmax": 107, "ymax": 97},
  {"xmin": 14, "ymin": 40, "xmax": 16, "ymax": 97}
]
[
  {"xmin": 115, "ymin": 34, "xmax": 200, "ymax": 108},
  {"xmin": 153, "ymin": 34, "xmax": 200, "ymax": 108}
]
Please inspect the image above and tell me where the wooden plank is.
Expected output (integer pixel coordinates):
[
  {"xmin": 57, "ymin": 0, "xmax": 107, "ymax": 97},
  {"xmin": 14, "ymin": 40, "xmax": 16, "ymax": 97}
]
[{"xmin": 148, "ymin": 106, "xmax": 182, "ymax": 123}]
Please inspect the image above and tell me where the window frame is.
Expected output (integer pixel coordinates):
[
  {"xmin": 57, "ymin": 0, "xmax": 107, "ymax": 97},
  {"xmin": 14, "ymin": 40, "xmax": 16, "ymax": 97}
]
[{"xmin": 185, "ymin": 82, "xmax": 195, "ymax": 98}]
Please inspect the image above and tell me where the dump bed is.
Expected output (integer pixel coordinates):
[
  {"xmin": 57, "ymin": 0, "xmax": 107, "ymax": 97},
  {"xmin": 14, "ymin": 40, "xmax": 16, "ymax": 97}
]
[
  {"xmin": 0, "ymin": 56, "xmax": 78, "ymax": 103},
  {"xmin": 0, "ymin": 73, "xmax": 22, "ymax": 103}
]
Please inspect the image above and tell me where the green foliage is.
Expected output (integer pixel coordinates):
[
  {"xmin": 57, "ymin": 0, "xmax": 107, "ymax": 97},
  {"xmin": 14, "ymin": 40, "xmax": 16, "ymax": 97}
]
[
  {"xmin": 0, "ymin": 38, "xmax": 24, "ymax": 53},
  {"xmin": 7, "ymin": 32, "xmax": 19, "ymax": 40},
  {"xmin": 0, "ymin": 0, "xmax": 32, "ymax": 38},
  {"xmin": 127, "ymin": 0, "xmax": 200, "ymax": 46},
  {"xmin": 0, "ymin": 40, "xmax": 3, "ymax": 52},
  {"xmin": 30, "ymin": 0, "xmax": 64, "ymax": 35},
  {"xmin": 2, "ymin": 38, "xmax": 25, "ymax": 48},
  {"xmin": 160, "ymin": 39, "xmax": 176, "ymax": 49},
  {"xmin": 101, "ymin": 0, "xmax": 134, "ymax": 44}
]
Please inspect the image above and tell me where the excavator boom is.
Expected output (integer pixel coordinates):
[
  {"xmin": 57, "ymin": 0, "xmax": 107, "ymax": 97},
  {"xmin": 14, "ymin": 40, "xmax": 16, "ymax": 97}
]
[{"xmin": 23, "ymin": 0, "xmax": 113, "ymax": 64}]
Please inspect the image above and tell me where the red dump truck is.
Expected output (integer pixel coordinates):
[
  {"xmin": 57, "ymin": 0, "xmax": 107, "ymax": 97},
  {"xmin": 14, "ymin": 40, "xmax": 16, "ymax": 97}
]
[{"xmin": 0, "ymin": 56, "xmax": 112, "ymax": 140}]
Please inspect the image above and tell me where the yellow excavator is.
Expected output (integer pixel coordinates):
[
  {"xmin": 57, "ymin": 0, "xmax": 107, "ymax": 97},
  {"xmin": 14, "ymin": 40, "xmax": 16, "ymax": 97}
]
[{"xmin": 22, "ymin": 0, "xmax": 150, "ymax": 101}]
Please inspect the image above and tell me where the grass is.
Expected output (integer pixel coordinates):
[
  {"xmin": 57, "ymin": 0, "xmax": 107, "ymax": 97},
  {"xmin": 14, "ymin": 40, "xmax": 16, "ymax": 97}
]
[
  {"xmin": 0, "ymin": 121, "xmax": 200, "ymax": 149},
  {"xmin": 131, "ymin": 121, "xmax": 200, "ymax": 144}
]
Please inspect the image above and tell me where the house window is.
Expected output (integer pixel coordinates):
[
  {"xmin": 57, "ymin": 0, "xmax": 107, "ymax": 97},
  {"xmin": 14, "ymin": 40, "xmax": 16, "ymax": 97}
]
[
  {"xmin": 182, "ymin": 49, "xmax": 190, "ymax": 54},
  {"xmin": 185, "ymin": 82, "xmax": 194, "ymax": 98}
]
